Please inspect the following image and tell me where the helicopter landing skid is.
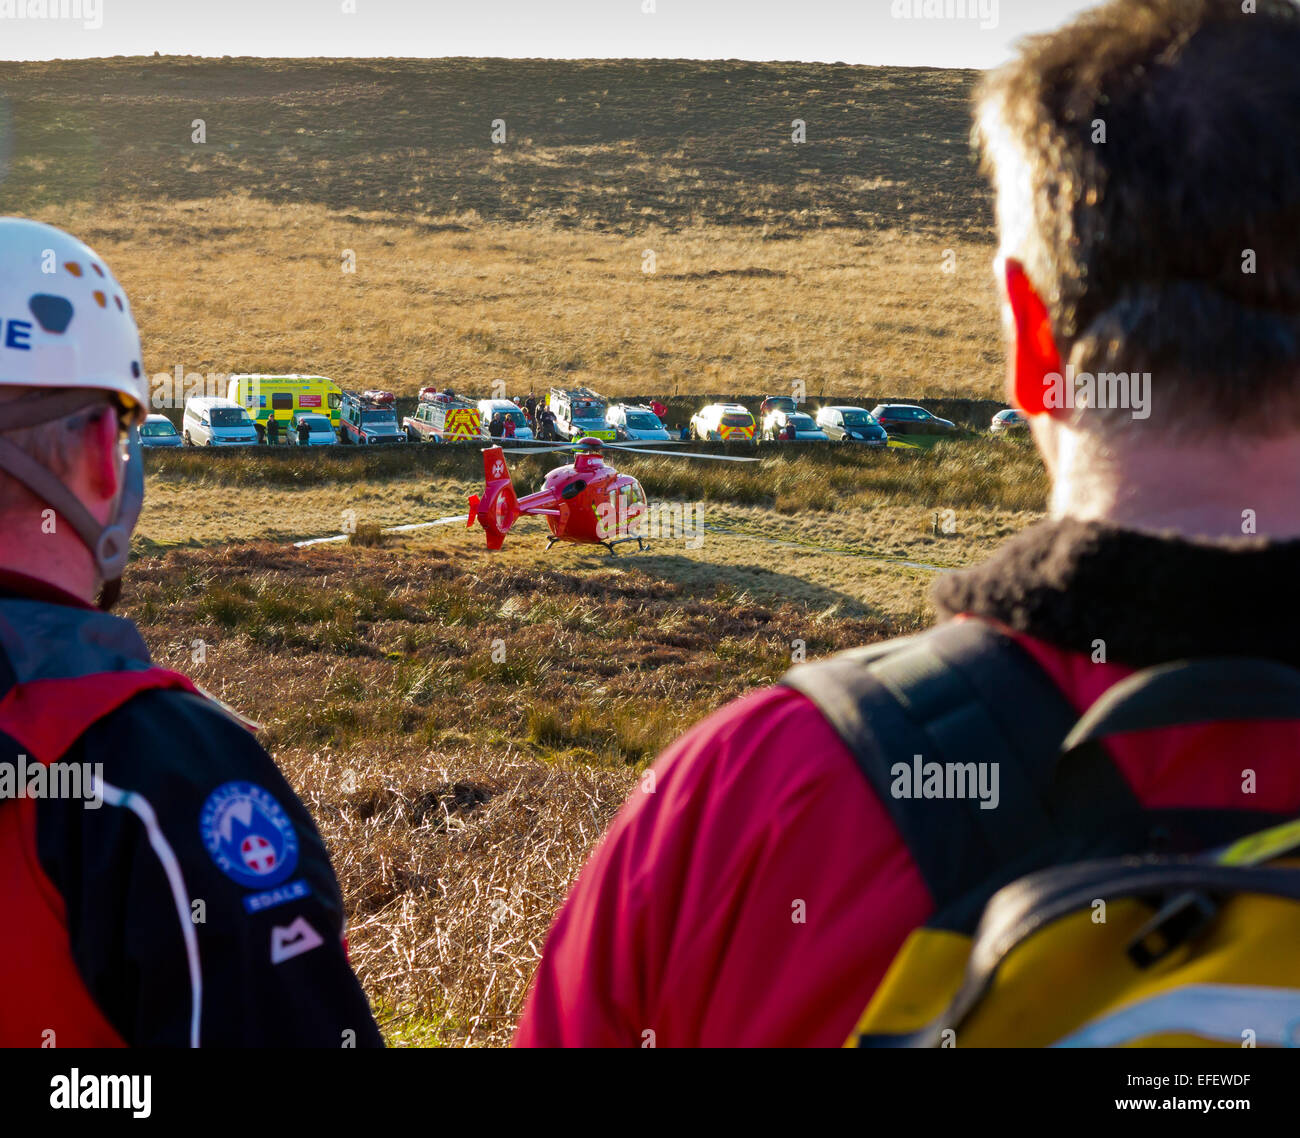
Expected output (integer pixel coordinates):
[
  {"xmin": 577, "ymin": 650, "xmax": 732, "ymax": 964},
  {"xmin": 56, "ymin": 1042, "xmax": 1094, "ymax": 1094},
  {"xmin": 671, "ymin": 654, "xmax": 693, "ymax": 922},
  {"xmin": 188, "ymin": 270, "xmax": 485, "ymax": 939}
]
[
  {"xmin": 544, "ymin": 536, "xmax": 648, "ymax": 554},
  {"xmin": 603, "ymin": 536, "xmax": 647, "ymax": 555}
]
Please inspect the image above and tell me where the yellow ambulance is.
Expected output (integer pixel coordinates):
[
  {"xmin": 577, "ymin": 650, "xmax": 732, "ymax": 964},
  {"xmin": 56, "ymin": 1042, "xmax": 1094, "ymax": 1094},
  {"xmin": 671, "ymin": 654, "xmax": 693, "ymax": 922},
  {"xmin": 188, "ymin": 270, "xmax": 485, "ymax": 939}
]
[{"xmin": 227, "ymin": 375, "xmax": 344, "ymax": 438}]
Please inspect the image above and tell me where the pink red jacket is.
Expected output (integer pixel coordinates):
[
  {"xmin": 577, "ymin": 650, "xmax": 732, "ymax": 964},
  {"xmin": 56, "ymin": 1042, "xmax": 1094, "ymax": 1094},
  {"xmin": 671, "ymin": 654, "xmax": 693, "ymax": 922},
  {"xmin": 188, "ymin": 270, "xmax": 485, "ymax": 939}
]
[{"xmin": 515, "ymin": 521, "xmax": 1300, "ymax": 1046}]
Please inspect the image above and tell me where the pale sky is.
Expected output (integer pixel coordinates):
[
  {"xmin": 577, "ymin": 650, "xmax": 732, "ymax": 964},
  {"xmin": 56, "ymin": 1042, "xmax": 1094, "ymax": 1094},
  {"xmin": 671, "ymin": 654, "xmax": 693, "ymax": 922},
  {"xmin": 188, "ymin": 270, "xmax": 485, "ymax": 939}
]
[{"xmin": 0, "ymin": 0, "xmax": 1102, "ymax": 67}]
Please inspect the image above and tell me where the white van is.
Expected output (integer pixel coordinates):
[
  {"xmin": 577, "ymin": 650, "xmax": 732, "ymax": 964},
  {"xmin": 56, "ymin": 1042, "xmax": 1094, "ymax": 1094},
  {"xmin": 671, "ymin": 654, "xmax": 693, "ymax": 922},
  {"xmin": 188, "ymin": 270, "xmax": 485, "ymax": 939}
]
[{"xmin": 183, "ymin": 396, "xmax": 259, "ymax": 447}]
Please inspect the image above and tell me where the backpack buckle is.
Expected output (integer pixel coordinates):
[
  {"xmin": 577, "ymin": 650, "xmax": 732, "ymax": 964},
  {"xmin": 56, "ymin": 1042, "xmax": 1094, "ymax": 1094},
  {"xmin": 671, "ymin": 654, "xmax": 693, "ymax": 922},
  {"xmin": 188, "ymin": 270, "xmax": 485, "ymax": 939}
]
[{"xmin": 1126, "ymin": 890, "xmax": 1219, "ymax": 969}]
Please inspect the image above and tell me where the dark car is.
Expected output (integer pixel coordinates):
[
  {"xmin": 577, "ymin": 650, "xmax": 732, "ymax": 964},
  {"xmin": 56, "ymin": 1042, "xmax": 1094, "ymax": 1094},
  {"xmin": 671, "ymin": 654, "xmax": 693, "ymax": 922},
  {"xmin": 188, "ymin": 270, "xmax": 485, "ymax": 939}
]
[
  {"xmin": 815, "ymin": 406, "xmax": 890, "ymax": 446},
  {"xmin": 991, "ymin": 408, "xmax": 1029, "ymax": 434},
  {"xmin": 869, "ymin": 404, "xmax": 958, "ymax": 437}
]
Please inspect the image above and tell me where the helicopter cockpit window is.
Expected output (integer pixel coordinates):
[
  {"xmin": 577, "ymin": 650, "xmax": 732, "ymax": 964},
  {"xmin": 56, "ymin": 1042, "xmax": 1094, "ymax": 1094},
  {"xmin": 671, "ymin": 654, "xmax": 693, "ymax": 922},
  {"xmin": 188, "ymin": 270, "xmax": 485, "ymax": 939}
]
[{"xmin": 560, "ymin": 479, "xmax": 587, "ymax": 501}]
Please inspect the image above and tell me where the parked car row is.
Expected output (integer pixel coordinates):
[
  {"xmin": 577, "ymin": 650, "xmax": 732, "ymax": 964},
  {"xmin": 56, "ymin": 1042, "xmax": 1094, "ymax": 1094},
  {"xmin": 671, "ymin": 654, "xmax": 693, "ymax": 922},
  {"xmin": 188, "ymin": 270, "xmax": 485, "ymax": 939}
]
[
  {"xmin": 140, "ymin": 380, "xmax": 1023, "ymax": 450},
  {"xmin": 153, "ymin": 395, "xmax": 350, "ymax": 448},
  {"xmin": 688, "ymin": 398, "xmax": 959, "ymax": 447}
]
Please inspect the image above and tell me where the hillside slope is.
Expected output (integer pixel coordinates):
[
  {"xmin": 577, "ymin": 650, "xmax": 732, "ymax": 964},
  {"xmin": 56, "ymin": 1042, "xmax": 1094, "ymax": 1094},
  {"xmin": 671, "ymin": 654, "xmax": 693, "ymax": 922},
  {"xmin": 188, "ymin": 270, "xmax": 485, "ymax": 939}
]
[{"xmin": 0, "ymin": 57, "xmax": 991, "ymax": 237}]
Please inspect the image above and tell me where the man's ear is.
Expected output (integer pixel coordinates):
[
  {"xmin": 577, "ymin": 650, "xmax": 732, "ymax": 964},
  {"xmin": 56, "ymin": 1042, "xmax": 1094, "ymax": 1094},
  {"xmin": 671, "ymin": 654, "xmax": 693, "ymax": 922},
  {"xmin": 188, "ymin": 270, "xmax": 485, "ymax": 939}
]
[
  {"xmin": 1001, "ymin": 258, "xmax": 1063, "ymax": 416},
  {"xmin": 84, "ymin": 408, "xmax": 122, "ymax": 506}
]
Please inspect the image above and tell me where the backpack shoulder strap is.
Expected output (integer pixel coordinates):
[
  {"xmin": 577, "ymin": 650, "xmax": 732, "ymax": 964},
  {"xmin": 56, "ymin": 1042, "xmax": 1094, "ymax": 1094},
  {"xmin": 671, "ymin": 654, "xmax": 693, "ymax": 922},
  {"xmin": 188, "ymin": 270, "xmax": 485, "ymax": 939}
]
[
  {"xmin": 781, "ymin": 619, "xmax": 1142, "ymax": 929},
  {"xmin": 784, "ymin": 621, "xmax": 1300, "ymax": 934},
  {"xmin": 1063, "ymin": 656, "xmax": 1300, "ymax": 747}
]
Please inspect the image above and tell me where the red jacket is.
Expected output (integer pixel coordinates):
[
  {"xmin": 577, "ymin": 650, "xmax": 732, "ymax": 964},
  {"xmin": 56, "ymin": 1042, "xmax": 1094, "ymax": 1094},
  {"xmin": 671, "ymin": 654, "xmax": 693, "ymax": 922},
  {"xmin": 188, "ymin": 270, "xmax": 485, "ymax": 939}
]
[
  {"xmin": 514, "ymin": 520, "xmax": 1300, "ymax": 1047},
  {"xmin": 0, "ymin": 570, "xmax": 383, "ymax": 1047}
]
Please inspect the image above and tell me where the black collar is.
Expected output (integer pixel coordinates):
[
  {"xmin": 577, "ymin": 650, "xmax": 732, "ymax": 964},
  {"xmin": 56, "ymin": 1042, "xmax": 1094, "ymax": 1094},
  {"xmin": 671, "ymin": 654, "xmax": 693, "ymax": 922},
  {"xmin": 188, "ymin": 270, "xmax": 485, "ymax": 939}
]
[{"xmin": 932, "ymin": 519, "xmax": 1300, "ymax": 669}]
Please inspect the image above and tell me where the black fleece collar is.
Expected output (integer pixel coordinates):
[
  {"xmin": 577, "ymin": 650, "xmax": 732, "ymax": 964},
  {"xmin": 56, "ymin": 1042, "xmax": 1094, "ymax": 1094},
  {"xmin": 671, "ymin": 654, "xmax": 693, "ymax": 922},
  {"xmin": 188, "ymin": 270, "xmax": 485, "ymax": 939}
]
[{"xmin": 932, "ymin": 518, "xmax": 1300, "ymax": 670}]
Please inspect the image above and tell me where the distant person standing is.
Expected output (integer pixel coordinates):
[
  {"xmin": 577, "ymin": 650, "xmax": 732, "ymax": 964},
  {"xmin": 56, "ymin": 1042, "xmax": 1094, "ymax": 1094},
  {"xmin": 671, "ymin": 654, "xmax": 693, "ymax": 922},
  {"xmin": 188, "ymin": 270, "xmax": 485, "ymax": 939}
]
[
  {"xmin": 503, "ymin": 416, "xmax": 517, "ymax": 440},
  {"xmin": 266, "ymin": 414, "xmax": 280, "ymax": 445},
  {"xmin": 297, "ymin": 416, "xmax": 310, "ymax": 446},
  {"xmin": 488, "ymin": 414, "xmax": 504, "ymax": 439},
  {"xmin": 650, "ymin": 399, "xmax": 668, "ymax": 423}
]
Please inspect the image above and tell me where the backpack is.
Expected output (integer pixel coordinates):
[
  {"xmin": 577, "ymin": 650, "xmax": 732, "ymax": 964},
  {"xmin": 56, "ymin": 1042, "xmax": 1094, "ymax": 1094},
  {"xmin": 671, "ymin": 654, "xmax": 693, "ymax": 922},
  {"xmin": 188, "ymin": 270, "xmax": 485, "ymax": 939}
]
[{"xmin": 782, "ymin": 619, "xmax": 1300, "ymax": 1048}]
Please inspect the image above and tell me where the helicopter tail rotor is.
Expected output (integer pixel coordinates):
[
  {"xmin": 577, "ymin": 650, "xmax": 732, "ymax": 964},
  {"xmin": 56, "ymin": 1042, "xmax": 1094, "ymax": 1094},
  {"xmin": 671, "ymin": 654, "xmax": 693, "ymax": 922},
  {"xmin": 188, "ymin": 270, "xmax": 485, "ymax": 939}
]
[{"xmin": 469, "ymin": 445, "xmax": 522, "ymax": 550}]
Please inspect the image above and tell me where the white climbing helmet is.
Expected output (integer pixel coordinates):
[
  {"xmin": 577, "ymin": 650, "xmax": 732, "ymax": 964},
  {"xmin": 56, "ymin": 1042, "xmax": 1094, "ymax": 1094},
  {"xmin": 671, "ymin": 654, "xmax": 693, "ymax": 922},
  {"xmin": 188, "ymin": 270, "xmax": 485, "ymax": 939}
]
[
  {"xmin": 0, "ymin": 217, "xmax": 147, "ymax": 407},
  {"xmin": 0, "ymin": 218, "xmax": 148, "ymax": 605}
]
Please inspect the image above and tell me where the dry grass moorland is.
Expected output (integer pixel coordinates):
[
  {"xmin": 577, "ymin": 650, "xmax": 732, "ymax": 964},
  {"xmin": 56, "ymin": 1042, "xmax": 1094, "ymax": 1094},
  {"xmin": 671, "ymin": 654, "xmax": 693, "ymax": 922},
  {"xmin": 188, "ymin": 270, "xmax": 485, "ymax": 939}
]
[{"xmin": 0, "ymin": 57, "xmax": 1043, "ymax": 1044}]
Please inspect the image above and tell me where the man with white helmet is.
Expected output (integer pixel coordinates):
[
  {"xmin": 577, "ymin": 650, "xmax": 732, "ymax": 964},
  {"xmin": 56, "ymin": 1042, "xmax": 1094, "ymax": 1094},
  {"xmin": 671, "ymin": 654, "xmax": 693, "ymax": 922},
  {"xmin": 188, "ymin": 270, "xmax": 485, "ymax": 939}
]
[{"xmin": 0, "ymin": 218, "xmax": 382, "ymax": 1047}]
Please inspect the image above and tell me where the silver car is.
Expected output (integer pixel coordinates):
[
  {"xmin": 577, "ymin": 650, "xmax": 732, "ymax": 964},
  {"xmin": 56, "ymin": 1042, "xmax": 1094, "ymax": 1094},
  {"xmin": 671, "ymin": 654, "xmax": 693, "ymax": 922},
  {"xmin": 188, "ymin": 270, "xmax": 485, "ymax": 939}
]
[
  {"xmin": 140, "ymin": 413, "xmax": 183, "ymax": 449},
  {"xmin": 291, "ymin": 411, "xmax": 339, "ymax": 446}
]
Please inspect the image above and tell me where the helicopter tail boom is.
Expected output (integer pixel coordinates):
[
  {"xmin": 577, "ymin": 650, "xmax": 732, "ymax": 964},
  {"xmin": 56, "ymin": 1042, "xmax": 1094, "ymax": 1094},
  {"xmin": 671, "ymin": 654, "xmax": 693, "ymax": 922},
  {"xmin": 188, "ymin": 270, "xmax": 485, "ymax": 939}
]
[{"xmin": 468, "ymin": 446, "xmax": 522, "ymax": 550}]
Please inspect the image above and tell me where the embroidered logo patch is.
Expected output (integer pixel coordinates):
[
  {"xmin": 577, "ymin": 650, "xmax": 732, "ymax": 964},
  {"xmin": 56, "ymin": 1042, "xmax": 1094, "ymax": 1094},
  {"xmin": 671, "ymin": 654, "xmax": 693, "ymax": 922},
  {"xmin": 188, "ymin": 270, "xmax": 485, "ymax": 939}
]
[{"xmin": 200, "ymin": 781, "xmax": 299, "ymax": 889}]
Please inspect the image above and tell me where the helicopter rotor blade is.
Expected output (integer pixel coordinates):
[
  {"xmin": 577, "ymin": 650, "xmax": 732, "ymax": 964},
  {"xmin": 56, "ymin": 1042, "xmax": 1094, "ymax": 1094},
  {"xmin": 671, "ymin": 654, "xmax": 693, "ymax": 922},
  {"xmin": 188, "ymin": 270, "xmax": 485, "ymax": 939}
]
[
  {"xmin": 386, "ymin": 515, "xmax": 472, "ymax": 533},
  {"xmin": 489, "ymin": 437, "xmax": 581, "ymax": 449},
  {"xmin": 604, "ymin": 445, "xmax": 761, "ymax": 463},
  {"xmin": 293, "ymin": 513, "xmax": 470, "ymax": 548}
]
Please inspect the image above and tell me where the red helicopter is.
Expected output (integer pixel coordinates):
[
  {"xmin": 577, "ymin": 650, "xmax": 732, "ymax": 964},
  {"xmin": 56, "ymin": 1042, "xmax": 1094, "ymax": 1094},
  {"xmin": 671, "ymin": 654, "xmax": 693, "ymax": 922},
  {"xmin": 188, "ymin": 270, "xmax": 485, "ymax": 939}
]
[
  {"xmin": 468, "ymin": 436, "xmax": 756, "ymax": 553},
  {"xmin": 294, "ymin": 435, "xmax": 757, "ymax": 552}
]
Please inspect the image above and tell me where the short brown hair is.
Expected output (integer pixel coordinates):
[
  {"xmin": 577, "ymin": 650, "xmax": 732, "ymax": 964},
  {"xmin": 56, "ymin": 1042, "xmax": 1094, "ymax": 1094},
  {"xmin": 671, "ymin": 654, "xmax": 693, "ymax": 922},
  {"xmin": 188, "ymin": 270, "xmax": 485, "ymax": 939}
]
[{"xmin": 975, "ymin": 0, "xmax": 1300, "ymax": 433}]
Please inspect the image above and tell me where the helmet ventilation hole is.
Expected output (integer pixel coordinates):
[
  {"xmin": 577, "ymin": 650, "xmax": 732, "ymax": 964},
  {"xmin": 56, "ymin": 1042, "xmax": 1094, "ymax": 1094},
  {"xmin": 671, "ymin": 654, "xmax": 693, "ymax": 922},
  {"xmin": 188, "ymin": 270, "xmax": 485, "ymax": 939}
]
[{"xmin": 27, "ymin": 294, "xmax": 74, "ymax": 333}]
